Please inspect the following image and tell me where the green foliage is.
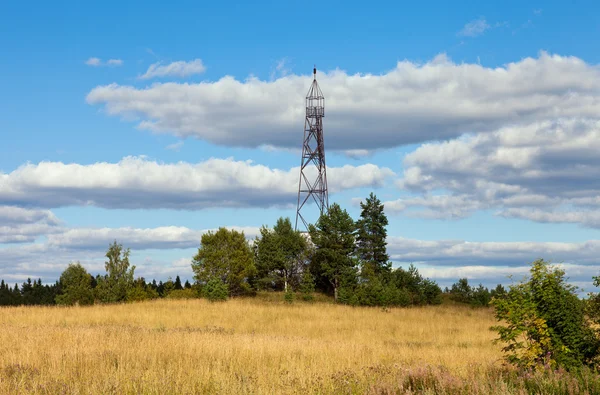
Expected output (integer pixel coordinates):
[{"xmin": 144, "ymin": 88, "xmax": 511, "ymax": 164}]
[
  {"xmin": 491, "ymin": 259, "xmax": 599, "ymax": 371},
  {"xmin": 308, "ymin": 203, "xmax": 357, "ymax": 302},
  {"xmin": 284, "ymin": 289, "xmax": 294, "ymax": 304},
  {"xmin": 191, "ymin": 227, "xmax": 256, "ymax": 297},
  {"xmin": 174, "ymin": 275, "xmax": 183, "ymax": 290},
  {"xmin": 55, "ymin": 262, "xmax": 94, "ymax": 306},
  {"xmin": 254, "ymin": 217, "xmax": 310, "ymax": 292},
  {"xmin": 355, "ymin": 193, "xmax": 390, "ymax": 278},
  {"xmin": 126, "ymin": 278, "xmax": 159, "ymax": 302},
  {"xmin": 95, "ymin": 240, "xmax": 136, "ymax": 303},
  {"xmin": 449, "ymin": 278, "xmax": 492, "ymax": 307},
  {"xmin": 203, "ymin": 277, "xmax": 229, "ymax": 301},
  {"xmin": 389, "ymin": 265, "xmax": 442, "ymax": 305},
  {"xmin": 299, "ymin": 270, "xmax": 315, "ymax": 301},
  {"xmin": 162, "ymin": 278, "xmax": 175, "ymax": 297}
]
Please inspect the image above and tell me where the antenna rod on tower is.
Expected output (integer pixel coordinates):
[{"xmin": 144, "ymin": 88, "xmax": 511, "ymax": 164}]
[{"xmin": 295, "ymin": 66, "xmax": 329, "ymax": 231}]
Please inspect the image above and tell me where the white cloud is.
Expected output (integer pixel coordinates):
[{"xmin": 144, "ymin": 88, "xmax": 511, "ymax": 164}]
[
  {"xmin": 458, "ymin": 17, "xmax": 490, "ymax": 37},
  {"xmin": 107, "ymin": 59, "xmax": 123, "ymax": 66},
  {"xmin": 0, "ymin": 156, "xmax": 394, "ymax": 210},
  {"xmin": 86, "ymin": 52, "xmax": 600, "ymax": 151},
  {"xmin": 0, "ymin": 206, "xmax": 62, "ymax": 243},
  {"xmin": 166, "ymin": 141, "xmax": 184, "ymax": 151},
  {"xmin": 387, "ymin": 236, "xmax": 593, "ymax": 266},
  {"xmin": 85, "ymin": 57, "xmax": 101, "ymax": 66},
  {"xmin": 46, "ymin": 225, "xmax": 260, "ymax": 250},
  {"xmin": 85, "ymin": 57, "xmax": 123, "ymax": 67},
  {"xmin": 392, "ymin": 119, "xmax": 600, "ymax": 227},
  {"xmin": 270, "ymin": 57, "xmax": 291, "ymax": 80},
  {"xmin": 139, "ymin": 59, "xmax": 206, "ymax": 80}
]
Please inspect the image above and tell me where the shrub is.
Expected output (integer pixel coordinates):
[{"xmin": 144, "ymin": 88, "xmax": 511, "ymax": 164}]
[
  {"xmin": 202, "ymin": 277, "xmax": 229, "ymax": 302},
  {"xmin": 299, "ymin": 270, "xmax": 315, "ymax": 301},
  {"xmin": 284, "ymin": 289, "xmax": 294, "ymax": 304},
  {"xmin": 491, "ymin": 259, "xmax": 599, "ymax": 371}
]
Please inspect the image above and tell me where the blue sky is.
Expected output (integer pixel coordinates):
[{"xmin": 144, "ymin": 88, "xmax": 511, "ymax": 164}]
[{"xmin": 2, "ymin": 0, "xmax": 600, "ymax": 291}]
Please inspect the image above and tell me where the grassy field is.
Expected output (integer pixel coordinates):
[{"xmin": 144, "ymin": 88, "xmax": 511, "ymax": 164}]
[{"xmin": 0, "ymin": 295, "xmax": 596, "ymax": 394}]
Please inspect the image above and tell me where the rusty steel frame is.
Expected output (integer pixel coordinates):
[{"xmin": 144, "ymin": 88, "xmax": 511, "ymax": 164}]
[{"xmin": 295, "ymin": 67, "xmax": 329, "ymax": 231}]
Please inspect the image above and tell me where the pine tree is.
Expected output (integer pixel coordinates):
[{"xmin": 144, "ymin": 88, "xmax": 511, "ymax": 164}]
[
  {"xmin": 299, "ymin": 270, "xmax": 315, "ymax": 301},
  {"xmin": 308, "ymin": 203, "xmax": 357, "ymax": 302},
  {"xmin": 255, "ymin": 217, "xmax": 309, "ymax": 292},
  {"xmin": 174, "ymin": 275, "xmax": 183, "ymax": 290},
  {"xmin": 355, "ymin": 192, "xmax": 390, "ymax": 278},
  {"xmin": 184, "ymin": 280, "xmax": 191, "ymax": 289}
]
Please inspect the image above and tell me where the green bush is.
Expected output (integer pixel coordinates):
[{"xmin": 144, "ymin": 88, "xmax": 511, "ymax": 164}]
[
  {"xmin": 284, "ymin": 289, "xmax": 294, "ymax": 304},
  {"xmin": 299, "ymin": 270, "xmax": 315, "ymax": 301},
  {"xmin": 202, "ymin": 278, "xmax": 229, "ymax": 302},
  {"xmin": 491, "ymin": 258, "xmax": 599, "ymax": 371}
]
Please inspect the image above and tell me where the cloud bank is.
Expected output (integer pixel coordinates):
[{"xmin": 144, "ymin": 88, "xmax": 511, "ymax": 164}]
[
  {"xmin": 87, "ymin": 52, "xmax": 600, "ymax": 151},
  {"xmin": 0, "ymin": 156, "xmax": 394, "ymax": 210}
]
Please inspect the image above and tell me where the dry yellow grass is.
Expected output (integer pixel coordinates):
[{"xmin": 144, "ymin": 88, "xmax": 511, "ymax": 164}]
[{"xmin": 0, "ymin": 296, "xmax": 502, "ymax": 394}]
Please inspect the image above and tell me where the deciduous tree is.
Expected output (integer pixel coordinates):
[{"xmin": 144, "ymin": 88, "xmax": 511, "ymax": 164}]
[
  {"xmin": 55, "ymin": 262, "xmax": 94, "ymax": 306},
  {"xmin": 95, "ymin": 240, "xmax": 136, "ymax": 303},
  {"xmin": 191, "ymin": 227, "xmax": 256, "ymax": 296}
]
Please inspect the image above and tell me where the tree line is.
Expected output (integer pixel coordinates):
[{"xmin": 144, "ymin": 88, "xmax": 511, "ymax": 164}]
[{"xmin": 0, "ymin": 193, "xmax": 452, "ymax": 306}]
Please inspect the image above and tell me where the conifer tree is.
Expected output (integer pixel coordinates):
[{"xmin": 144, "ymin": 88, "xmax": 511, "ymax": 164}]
[
  {"xmin": 255, "ymin": 217, "xmax": 309, "ymax": 292},
  {"xmin": 174, "ymin": 275, "xmax": 183, "ymax": 290},
  {"xmin": 355, "ymin": 192, "xmax": 390, "ymax": 278},
  {"xmin": 308, "ymin": 203, "xmax": 357, "ymax": 301}
]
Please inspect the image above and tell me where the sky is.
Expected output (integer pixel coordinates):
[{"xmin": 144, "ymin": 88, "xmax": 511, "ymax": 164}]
[{"xmin": 2, "ymin": 0, "xmax": 600, "ymax": 292}]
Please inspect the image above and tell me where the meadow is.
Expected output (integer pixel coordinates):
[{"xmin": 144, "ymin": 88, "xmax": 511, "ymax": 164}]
[{"xmin": 0, "ymin": 295, "xmax": 597, "ymax": 394}]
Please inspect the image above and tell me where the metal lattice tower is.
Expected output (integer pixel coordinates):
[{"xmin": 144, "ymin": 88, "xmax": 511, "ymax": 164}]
[{"xmin": 295, "ymin": 67, "xmax": 329, "ymax": 231}]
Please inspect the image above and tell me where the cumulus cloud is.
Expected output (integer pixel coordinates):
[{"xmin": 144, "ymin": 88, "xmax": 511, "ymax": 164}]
[
  {"xmin": 391, "ymin": 119, "xmax": 600, "ymax": 227},
  {"xmin": 86, "ymin": 52, "xmax": 600, "ymax": 151},
  {"xmin": 0, "ymin": 156, "xmax": 394, "ymax": 210},
  {"xmin": 0, "ymin": 206, "xmax": 62, "ymax": 243},
  {"xmin": 139, "ymin": 59, "xmax": 206, "ymax": 79}
]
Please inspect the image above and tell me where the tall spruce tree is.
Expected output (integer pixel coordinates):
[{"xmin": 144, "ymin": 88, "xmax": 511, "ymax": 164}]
[
  {"xmin": 174, "ymin": 275, "xmax": 183, "ymax": 290},
  {"xmin": 308, "ymin": 203, "xmax": 357, "ymax": 301},
  {"xmin": 355, "ymin": 192, "xmax": 390, "ymax": 278}
]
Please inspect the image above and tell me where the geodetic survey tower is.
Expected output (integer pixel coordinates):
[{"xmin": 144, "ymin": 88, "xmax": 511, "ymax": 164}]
[{"xmin": 295, "ymin": 67, "xmax": 329, "ymax": 231}]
